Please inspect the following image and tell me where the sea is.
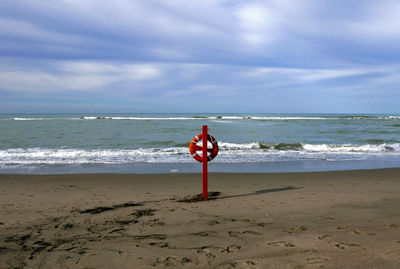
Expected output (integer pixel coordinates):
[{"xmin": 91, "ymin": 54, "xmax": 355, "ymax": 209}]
[{"xmin": 1, "ymin": 113, "xmax": 400, "ymax": 174}]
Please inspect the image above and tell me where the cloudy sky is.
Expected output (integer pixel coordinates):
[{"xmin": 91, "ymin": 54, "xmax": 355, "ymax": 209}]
[{"xmin": 1, "ymin": 0, "xmax": 400, "ymax": 113}]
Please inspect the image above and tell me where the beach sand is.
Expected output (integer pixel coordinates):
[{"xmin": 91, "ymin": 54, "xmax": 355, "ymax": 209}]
[{"xmin": 1, "ymin": 169, "xmax": 400, "ymax": 268}]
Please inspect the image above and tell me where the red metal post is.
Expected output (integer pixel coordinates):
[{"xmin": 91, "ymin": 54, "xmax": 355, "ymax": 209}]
[{"xmin": 202, "ymin": 125, "xmax": 208, "ymax": 200}]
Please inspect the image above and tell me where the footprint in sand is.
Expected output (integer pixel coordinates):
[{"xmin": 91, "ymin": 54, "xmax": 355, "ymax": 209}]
[
  {"xmin": 207, "ymin": 220, "xmax": 219, "ymax": 225},
  {"xmin": 318, "ymin": 234, "xmax": 333, "ymax": 240},
  {"xmin": 228, "ymin": 231, "xmax": 239, "ymax": 237},
  {"xmin": 143, "ymin": 218, "xmax": 165, "ymax": 226},
  {"xmin": 267, "ymin": 241, "xmax": 296, "ymax": 247},
  {"xmin": 242, "ymin": 231, "xmax": 263, "ymax": 235},
  {"xmin": 222, "ymin": 218, "xmax": 252, "ymax": 224},
  {"xmin": 62, "ymin": 223, "xmax": 74, "ymax": 229},
  {"xmin": 320, "ymin": 233, "xmax": 364, "ymax": 250},
  {"xmin": 305, "ymin": 256, "xmax": 329, "ymax": 265},
  {"xmin": 222, "ymin": 244, "xmax": 241, "ymax": 253},
  {"xmin": 350, "ymin": 228, "xmax": 375, "ymax": 235},
  {"xmin": 113, "ymin": 209, "xmax": 156, "ymax": 225},
  {"xmin": 380, "ymin": 224, "xmax": 400, "ymax": 230},
  {"xmin": 133, "ymin": 234, "xmax": 166, "ymax": 240},
  {"xmin": 153, "ymin": 256, "xmax": 191, "ymax": 267},
  {"xmin": 132, "ymin": 208, "xmax": 156, "ymax": 218},
  {"xmin": 228, "ymin": 231, "xmax": 262, "ymax": 237},
  {"xmin": 386, "ymin": 248, "xmax": 400, "ymax": 254},
  {"xmin": 335, "ymin": 226, "xmax": 375, "ymax": 235},
  {"xmin": 109, "ymin": 227, "xmax": 125, "ymax": 234},
  {"xmin": 256, "ymin": 222, "xmax": 274, "ymax": 226},
  {"xmin": 115, "ymin": 216, "xmax": 138, "ymax": 225},
  {"xmin": 283, "ymin": 225, "xmax": 308, "ymax": 234},
  {"xmin": 334, "ymin": 242, "xmax": 361, "ymax": 249},
  {"xmin": 384, "ymin": 248, "xmax": 400, "ymax": 260},
  {"xmin": 197, "ymin": 246, "xmax": 225, "ymax": 258},
  {"xmin": 148, "ymin": 242, "xmax": 168, "ymax": 248},
  {"xmin": 227, "ymin": 245, "xmax": 241, "ymax": 253},
  {"xmin": 216, "ymin": 260, "xmax": 258, "ymax": 269},
  {"xmin": 191, "ymin": 231, "xmax": 217, "ymax": 237}
]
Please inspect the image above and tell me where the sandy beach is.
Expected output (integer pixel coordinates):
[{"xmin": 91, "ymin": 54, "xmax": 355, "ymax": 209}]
[{"xmin": 1, "ymin": 169, "xmax": 400, "ymax": 268}]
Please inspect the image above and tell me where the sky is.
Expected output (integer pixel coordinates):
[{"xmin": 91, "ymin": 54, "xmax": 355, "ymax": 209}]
[{"xmin": 0, "ymin": 0, "xmax": 400, "ymax": 113}]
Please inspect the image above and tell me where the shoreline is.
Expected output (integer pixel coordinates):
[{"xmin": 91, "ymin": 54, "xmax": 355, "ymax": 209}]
[
  {"xmin": 2, "ymin": 159, "xmax": 400, "ymax": 174},
  {"xmin": 1, "ymin": 169, "xmax": 400, "ymax": 268},
  {"xmin": 1, "ymin": 166, "xmax": 400, "ymax": 176}
]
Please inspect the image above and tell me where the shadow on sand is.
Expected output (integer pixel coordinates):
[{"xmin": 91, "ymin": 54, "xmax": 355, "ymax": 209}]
[
  {"xmin": 177, "ymin": 186, "xmax": 303, "ymax": 202},
  {"xmin": 215, "ymin": 186, "xmax": 302, "ymax": 200},
  {"xmin": 78, "ymin": 186, "xmax": 303, "ymax": 212}
]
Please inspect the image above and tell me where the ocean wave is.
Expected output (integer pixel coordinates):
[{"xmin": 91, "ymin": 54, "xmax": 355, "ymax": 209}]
[
  {"xmin": 340, "ymin": 115, "xmax": 373, "ymax": 119},
  {"xmin": 219, "ymin": 142, "xmax": 400, "ymax": 152},
  {"xmin": 218, "ymin": 142, "xmax": 302, "ymax": 150},
  {"xmin": 4, "ymin": 115, "xmax": 400, "ymax": 121},
  {"xmin": 0, "ymin": 148, "xmax": 189, "ymax": 164},
  {"xmin": 77, "ymin": 116, "xmax": 332, "ymax": 120},
  {"xmin": 380, "ymin": 116, "xmax": 400, "ymax": 120},
  {"xmin": 11, "ymin": 117, "xmax": 71, "ymax": 121},
  {"xmin": 250, "ymin": 116, "xmax": 330, "ymax": 120},
  {"xmin": 80, "ymin": 116, "xmax": 197, "ymax": 120},
  {"xmin": 302, "ymin": 143, "xmax": 400, "ymax": 152},
  {"xmin": 1, "ymin": 142, "xmax": 400, "ymax": 165}
]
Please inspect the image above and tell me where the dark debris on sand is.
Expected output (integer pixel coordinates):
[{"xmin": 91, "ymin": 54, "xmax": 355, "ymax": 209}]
[
  {"xmin": 79, "ymin": 202, "xmax": 143, "ymax": 214},
  {"xmin": 131, "ymin": 208, "xmax": 155, "ymax": 218},
  {"xmin": 177, "ymin": 192, "xmax": 221, "ymax": 202}
]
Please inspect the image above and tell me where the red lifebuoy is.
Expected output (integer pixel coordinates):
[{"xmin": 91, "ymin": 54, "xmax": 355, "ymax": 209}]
[{"xmin": 189, "ymin": 133, "xmax": 219, "ymax": 162}]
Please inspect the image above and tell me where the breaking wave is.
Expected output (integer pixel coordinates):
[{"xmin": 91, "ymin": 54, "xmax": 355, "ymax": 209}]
[
  {"xmin": 5, "ymin": 115, "xmax": 400, "ymax": 121},
  {"xmin": 1, "ymin": 142, "xmax": 400, "ymax": 166}
]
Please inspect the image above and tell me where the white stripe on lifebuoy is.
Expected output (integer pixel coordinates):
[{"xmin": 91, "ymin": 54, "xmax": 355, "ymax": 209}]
[{"xmin": 189, "ymin": 133, "xmax": 218, "ymax": 162}]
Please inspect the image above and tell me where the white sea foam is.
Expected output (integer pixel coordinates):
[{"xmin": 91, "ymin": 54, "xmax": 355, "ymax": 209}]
[
  {"xmin": 302, "ymin": 143, "xmax": 400, "ymax": 152},
  {"xmin": 80, "ymin": 117, "xmax": 100, "ymax": 120},
  {"xmin": 0, "ymin": 148, "xmax": 189, "ymax": 164},
  {"xmin": 12, "ymin": 117, "xmax": 67, "ymax": 121},
  {"xmin": 6, "ymin": 115, "xmax": 400, "ymax": 121},
  {"xmin": 80, "ymin": 116, "xmax": 249, "ymax": 120},
  {"xmin": 1, "ymin": 142, "xmax": 400, "ymax": 166},
  {"xmin": 380, "ymin": 116, "xmax": 400, "ymax": 120},
  {"xmin": 250, "ymin": 116, "xmax": 330, "ymax": 120},
  {"xmin": 80, "ymin": 116, "xmax": 196, "ymax": 120},
  {"xmin": 5, "ymin": 115, "xmax": 369, "ymax": 121},
  {"xmin": 218, "ymin": 116, "xmax": 246, "ymax": 120},
  {"xmin": 218, "ymin": 142, "xmax": 261, "ymax": 149}
]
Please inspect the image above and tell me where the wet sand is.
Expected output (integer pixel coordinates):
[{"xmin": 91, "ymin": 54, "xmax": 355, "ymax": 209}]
[{"xmin": 0, "ymin": 169, "xmax": 400, "ymax": 268}]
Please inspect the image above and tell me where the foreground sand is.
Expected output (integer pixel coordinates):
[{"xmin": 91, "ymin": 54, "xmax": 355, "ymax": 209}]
[{"xmin": 0, "ymin": 169, "xmax": 400, "ymax": 268}]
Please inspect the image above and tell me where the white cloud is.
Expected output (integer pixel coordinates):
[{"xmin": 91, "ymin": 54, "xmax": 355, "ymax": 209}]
[
  {"xmin": 60, "ymin": 62, "xmax": 161, "ymax": 80},
  {"xmin": 0, "ymin": 60, "xmax": 162, "ymax": 93},
  {"xmin": 1, "ymin": 57, "xmax": 398, "ymax": 96},
  {"xmin": 236, "ymin": 4, "xmax": 276, "ymax": 45},
  {"xmin": 4, "ymin": 0, "xmax": 398, "ymax": 65},
  {"xmin": 0, "ymin": 17, "xmax": 95, "ymax": 46},
  {"xmin": 0, "ymin": 71, "xmax": 113, "ymax": 92},
  {"xmin": 1, "ymin": 0, "xmax": 400, "ymax": 112},
  {"xmin": 150, "ymin": 48, "xmax": 189, "ymax": 60},
  {"xmin": 243, "ymin": 66, "xmax": 374, "ymax": 82},
  {"xmin": 168, "ymin": 84, "xmax": 237, "ymax": 98},
  {"xmin": 233, "ymin": 1, "xmax": 304, "ymax": 47},
  {"xmin": 350, "ymin": 0, "xmax": 400, "ymax": 40}
]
